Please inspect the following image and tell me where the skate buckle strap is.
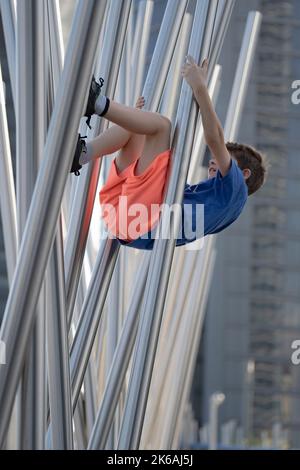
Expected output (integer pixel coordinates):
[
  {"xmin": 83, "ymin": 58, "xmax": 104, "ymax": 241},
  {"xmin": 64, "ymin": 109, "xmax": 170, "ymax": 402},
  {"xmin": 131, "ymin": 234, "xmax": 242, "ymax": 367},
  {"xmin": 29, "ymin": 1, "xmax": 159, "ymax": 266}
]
[{"xmin": 85, "ymin": 77, "xmax": 105, "ymax": 129}]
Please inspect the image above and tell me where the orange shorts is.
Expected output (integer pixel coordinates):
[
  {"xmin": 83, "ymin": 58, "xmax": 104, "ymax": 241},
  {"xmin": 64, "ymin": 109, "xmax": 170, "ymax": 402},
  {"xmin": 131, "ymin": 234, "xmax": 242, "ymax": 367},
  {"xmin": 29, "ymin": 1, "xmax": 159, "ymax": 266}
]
[{"xmin": 99, "ymin": 149, "xmax": 172, "ymax": 241}]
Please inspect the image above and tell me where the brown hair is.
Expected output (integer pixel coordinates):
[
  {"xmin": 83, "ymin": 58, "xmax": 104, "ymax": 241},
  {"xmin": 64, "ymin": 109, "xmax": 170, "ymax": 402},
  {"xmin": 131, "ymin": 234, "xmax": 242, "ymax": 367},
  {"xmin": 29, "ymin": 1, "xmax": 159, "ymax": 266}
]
[{"xmin": 226, "ymin": 142, "xmax": 268, "ymax": 196}]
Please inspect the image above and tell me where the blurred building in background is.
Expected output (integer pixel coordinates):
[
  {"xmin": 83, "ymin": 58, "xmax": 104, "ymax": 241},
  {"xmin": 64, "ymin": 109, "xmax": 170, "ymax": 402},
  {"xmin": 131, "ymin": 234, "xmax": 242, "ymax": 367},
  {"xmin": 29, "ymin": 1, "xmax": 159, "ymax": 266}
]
[{"xmin": 0, "ymin": 0, "xmax": 299, "ymax": 449}]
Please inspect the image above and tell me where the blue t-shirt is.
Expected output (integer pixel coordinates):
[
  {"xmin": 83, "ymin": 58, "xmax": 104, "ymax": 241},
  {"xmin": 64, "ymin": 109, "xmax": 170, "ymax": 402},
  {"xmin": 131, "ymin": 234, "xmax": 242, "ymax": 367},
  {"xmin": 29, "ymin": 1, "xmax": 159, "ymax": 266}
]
[{"xmin": 117, "ymin": 159, "xmax": 248, "ymax": 250}]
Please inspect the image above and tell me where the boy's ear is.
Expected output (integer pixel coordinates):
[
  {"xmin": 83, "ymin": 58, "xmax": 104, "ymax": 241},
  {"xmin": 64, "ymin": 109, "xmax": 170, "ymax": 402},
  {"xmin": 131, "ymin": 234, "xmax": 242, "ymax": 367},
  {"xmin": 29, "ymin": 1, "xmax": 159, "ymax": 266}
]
[{"xmin": 243, "ymin": 168, "xmax": 251, "ymax": 180}]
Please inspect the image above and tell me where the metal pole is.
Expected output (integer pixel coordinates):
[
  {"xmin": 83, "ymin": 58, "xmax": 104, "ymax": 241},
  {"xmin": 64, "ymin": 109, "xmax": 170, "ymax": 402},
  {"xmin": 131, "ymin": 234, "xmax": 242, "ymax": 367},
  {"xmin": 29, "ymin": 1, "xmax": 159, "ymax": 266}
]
[
  {"xmin": 91, "ymin": 0, "xmax": 187, "ymax": 448},
  {"xmin": 117, "ymin": 0, "xmax": 210, "ymax": 450},
  {"xmin": 44, "ymin": 1, "xmax": 73, "ymax": 449},
  {"xmin": 142, "ymin": 67, "xmax": 222, "ymax": 441},
  {"xmin": 172, "ymin": 253, "xmax": 216, "ymax": 449},
  {"xmin": 224, "ymin": 11, "xmax": 262, "ymax": 140},
  {"xmin": 70, "ymin": 238, "xmax": 119, "ymax": 411},
  {"xmin": 131, "ymin": 0, "xmax": 154, "ymax": 104},
  {"xmin": 0, "ymin": 0, "xmax": 107, "ymax": 447},
  {"xmin": 105, "ymin": 259, "xmax": 121, "ymax": 449},
  {"xmin": 15, "ymin": 0, "xmax": 47, "ymax": 449},
  {"xmin": 65, "ymin": 0, "xmax": 132, "ymax": 327},
  {"xmin": 208, "ymin": 392, "xmax": 225, "ymax": 450},
  {"xmin": 64, "ymin": 0, "xmax": 188, "ymax": 419},
  {"xmin": 88, "ymin": 256, "xmax": 150, "ymax": 449},
  {"xmin": 169, "ymin": 12, "xmax": 262, "ymax": 448},
  {"xmin": 46, "ymin": 218, "xmax": 73, "ymax": 449},
  {"xmin": 171, "ymin": 11, "xmax": 263, "ymax": 449},
  {"xmin": 0, "ymin": 0, "xmax": 16, "ymax": 108},
  {"xmin": 0, "ymin": 65, "xmax": 17, "ymax": 285}
]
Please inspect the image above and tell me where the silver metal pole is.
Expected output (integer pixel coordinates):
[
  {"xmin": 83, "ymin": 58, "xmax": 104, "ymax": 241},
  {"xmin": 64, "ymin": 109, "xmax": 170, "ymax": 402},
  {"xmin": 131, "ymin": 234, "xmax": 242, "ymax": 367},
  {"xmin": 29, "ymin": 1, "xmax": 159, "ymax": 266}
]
[
  {"xmin": 131, "ymin": 0, "xmax": 154, "ymax": 104},
  {"xmin": 118, "ymin": 0, "xmax": 210, "ymax": 450},
  {"xmin": 0, "ymin": 0, "xmax": 16, "ymax": 108},
  {"xmin": 84, "ymin": 0, "xmax": 189, "ymax": 448},
  {"xmin": 207, "ymin": 0, "xmax": 236, "ymax": 83},
  {"xmin": 0, "ymin": 0, "xmax": 107, "ymax": 447},
  {"xmin": 0, "ymin": 65, "xmax": 17, "ymax": 285},
  {"xmin": 105, "ymin": 260, "xmax": 121, "ymax": 449},
  {"xmin": 46, "ymin": 218, "xmax": 73, "ymax": 450},
  {"xmin": 88, "ymin": 256, "xmax": 150, "ymax": 449},
  {"xmin": 171, "ymin": 11, "xmax": 263, "ymax": 449},
  {"xmin": 208, "ymin": 392, "xmax": 225, "ymax": 450},
  {"xmin": 157, "ymin": 247, "xmax": 210, "ymax": 448},
  {"xmin": 170, "ymin": 12, "xmax": 262, "ymax": 448},
  {"xmin": 65, "ymin": 0, "xmax": 131, "ymax": 327},
  {"xmin": 65, "ymin": 0, "xmax": 188, "ymax": 426},
  {"xmin": 224, "ymin": 11, "xmax": 262, "ymax": 140},
  {"xmin": 144, "ymin": 68, "xmax": 221, "ymax": 435},
  {"xmin": 15, "ymin": 0, "xmax": 47, "ymax": 449},
  {"xmin": 70, "ymin": 238, "xmax": 119, "ymax": 411},
  {"xmin": 169, "ymin": 246, "xmax": 216, "ymax": 449},
  {"xmin": 47, "ymin": 0, "xmax": 72, "ymax": 224}
]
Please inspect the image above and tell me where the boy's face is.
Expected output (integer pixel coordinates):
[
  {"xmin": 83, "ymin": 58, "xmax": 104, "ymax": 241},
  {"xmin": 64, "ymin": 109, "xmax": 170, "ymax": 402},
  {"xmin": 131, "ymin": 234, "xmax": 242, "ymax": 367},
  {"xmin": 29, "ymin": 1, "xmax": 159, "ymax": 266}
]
[
  {"xmin": 208, "ymin": 159, "xmax": 218, "ymax": 178},
  {"xmin": 208, "ymin": 157, "xmax": 251, "ymax": 181}
]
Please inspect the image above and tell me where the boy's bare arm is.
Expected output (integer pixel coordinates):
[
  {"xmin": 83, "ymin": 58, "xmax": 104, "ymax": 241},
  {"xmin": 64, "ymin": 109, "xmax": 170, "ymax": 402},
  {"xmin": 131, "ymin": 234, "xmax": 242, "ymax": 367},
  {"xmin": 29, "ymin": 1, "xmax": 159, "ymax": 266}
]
[{"xmin": 181, "ymin": 56, "xmax": 231, "ymax": 176}]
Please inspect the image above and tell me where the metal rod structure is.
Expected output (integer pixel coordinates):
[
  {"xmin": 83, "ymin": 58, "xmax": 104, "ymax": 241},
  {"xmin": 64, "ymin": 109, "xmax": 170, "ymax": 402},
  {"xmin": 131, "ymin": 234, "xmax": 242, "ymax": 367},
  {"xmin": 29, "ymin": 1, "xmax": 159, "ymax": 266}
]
[
  {"xmin": 131, "ymin": 0, "xmax": 154, "ymax": 103},
  {"xmin": 224, "ymin": 11, "xmax": 262, "ymax": 140},
  {"xmin": 15, "ymin": 1, "xmax": 47, "ymax": 449},
  {"xmin": 0, "ymin": 0, "xmax": 107, "ymax": 447},
  {"xmin": 0, "ymin": 0, "xmax": 264, "ymax": 450},
  {"xmin": 172, "ymin": 248, "xmax": 217, "ymax": 449},
  {"xmin": 152, "ymin": 11, "xmax": 262, "ymax": 448},
  {"xmin": 105, "ymin": 259, "xmax": 122, "ymax": 449},
  {"xmin": 0, "ymin": 64, "xmax": 17, "ymax": 285},
  {"xmin": 0, "ymin": 0, "xmax": 16, "ymax": 108},
  {"xmin": 140, "ymin": 64, "xmax": 222, "ymax": 448},
  {"xmin": 68, "ymin": 0, "xmax": 189, "ymax": 422},
  {"xmin": 64, "ymin": 0, "xmax": 132, "ymax": 326},
  {"xmin": 159, "ymin": 11, "xmax": 263, "ymax": 449},
  {"xmin": 43, "ymin": 1, "xmax": 73, "ymax": 450},
  {"xmin": 187, "ymin": 1, "xmax": 235, "ymax": 183},
  {"xmin": 88, "ymin": 256, "xmax": 150, "ymax": 449},
  {"xmin": 117, "ymin": 0, "xmax": 211, "ymax": 450},
  {"xmin": 76, "ymin": 3, "xmax": 189, "ymax": 450}
]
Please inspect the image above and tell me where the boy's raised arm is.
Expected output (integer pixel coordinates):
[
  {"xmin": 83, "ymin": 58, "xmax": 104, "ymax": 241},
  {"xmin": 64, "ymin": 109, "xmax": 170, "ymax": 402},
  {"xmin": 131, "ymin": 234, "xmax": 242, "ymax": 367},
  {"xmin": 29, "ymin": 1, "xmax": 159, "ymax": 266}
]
[{"xmin": 181, "ymin": 56, "xmax": 231, "ymax": 177}]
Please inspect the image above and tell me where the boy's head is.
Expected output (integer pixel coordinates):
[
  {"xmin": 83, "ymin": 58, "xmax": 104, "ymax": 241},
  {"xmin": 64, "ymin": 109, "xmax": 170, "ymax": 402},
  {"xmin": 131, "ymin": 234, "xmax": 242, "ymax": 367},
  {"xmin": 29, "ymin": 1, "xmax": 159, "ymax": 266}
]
[
  {"xmin": 225, "ymin": 142, "xmax": 268, "ymax": 195},
  {"xmin": 208, "ymin": 143, "xmax": 268, "ymax": 195}
]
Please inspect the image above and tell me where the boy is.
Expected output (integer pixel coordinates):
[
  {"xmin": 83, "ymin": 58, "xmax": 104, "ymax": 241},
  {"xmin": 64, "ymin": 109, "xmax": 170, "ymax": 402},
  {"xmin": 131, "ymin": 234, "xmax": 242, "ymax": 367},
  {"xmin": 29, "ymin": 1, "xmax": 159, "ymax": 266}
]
[{"xmin": 71, "ymin": 56, "xmax": 267, "ymax": 250}]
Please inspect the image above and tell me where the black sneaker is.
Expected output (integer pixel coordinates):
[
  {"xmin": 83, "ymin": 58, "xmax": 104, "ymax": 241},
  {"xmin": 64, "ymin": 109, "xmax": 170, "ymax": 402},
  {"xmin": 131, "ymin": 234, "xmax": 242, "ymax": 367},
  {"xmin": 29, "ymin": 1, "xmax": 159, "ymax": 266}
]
[
  {"xmin": 84, "ymin": 75, "xmax": 104, "ymax": 129},
  {"xmin": 70, "ymin": 134, "xmax": 87, "ymax": 176}
]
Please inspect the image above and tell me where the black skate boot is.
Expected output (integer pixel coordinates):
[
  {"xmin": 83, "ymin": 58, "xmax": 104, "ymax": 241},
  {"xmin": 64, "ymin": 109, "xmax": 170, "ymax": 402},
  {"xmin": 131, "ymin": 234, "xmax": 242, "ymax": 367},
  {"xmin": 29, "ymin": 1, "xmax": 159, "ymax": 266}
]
[
  {"xmin": 84, "ymin": 75, "xmax": 104, "ymax": 129},
  {"xmin": 70, "ymin": 134, "xmax": 87, "ymax": 176}
]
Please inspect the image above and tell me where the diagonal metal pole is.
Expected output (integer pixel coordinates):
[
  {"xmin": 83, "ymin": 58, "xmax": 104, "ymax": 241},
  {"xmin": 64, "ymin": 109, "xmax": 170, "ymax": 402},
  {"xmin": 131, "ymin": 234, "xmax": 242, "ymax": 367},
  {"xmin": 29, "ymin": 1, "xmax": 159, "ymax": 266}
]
[
  {"xmin": 15, "ymin": 0, "xmax": 47, "ymax": 449},
  {"xmin": 162, "ymin": 11, "xmax": 263, "ymax": 449},
  {"xmin": 141, "ymin": 66, "xmax": 222, "ymax": 445},
  {"xmin": 117, "ymin": 0, "xmax": 211, "ymax": 450},
  {"xmin": 64, "ymin": 0, "xmax": 188, "ymax": 344},
  {"xmin": 0, "ymin": 0, "xmax": 107, "ymax": 448},
  {"xmin": 70, "ymin": 238, "xmax": 120, "ymax": 411},
  {"xmin": 44, "ymin": 0, "xmax": 73, "ymax": 450},
  {"xmin": 72, "ymin": 0, "xmax": 189, "ymax": 448},
  {"xmin": 65, "ymin": 0, "xmax": 132, "ymax": 328},
  {"xmin": 0, "ymin": 64, "xmax": 17, "ymax": 285},
  {"xmin": 69, "ymin": 0, "xmax": 189, "ymax": 433},
  {"xmin": 130, "ymin": 0, "xmax": 154, "ymax": 104},
  {"xmin": 170, "ymin": 246, "xmax": 216, "ymax": 449},
  {"xmin": 0, "ymin": 0, "xmax": 16, "ymax": 109},
  {"xmin": 88, "ymin": 255, "xmax": 150, "ymax": 449}
]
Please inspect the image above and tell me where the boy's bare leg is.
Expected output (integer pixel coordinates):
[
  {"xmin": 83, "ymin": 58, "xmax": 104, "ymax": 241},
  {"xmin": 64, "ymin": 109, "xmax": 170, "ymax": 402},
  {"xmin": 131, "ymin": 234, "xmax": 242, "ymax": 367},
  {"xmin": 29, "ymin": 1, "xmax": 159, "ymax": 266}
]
[
  {"xmin": 86, "ymin": 97, "xmax": 144, "ymax": 157},
  {"xmin": 102, "ymin": 99, "xmax": 172, "ymax": 175},
  {"xmin": 104, "ymin": 100, "xmax": 170, "ymax": 136},
  {"xmin": 82, "ymin": 97, "xmax": 171, "ymax": 174}
]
